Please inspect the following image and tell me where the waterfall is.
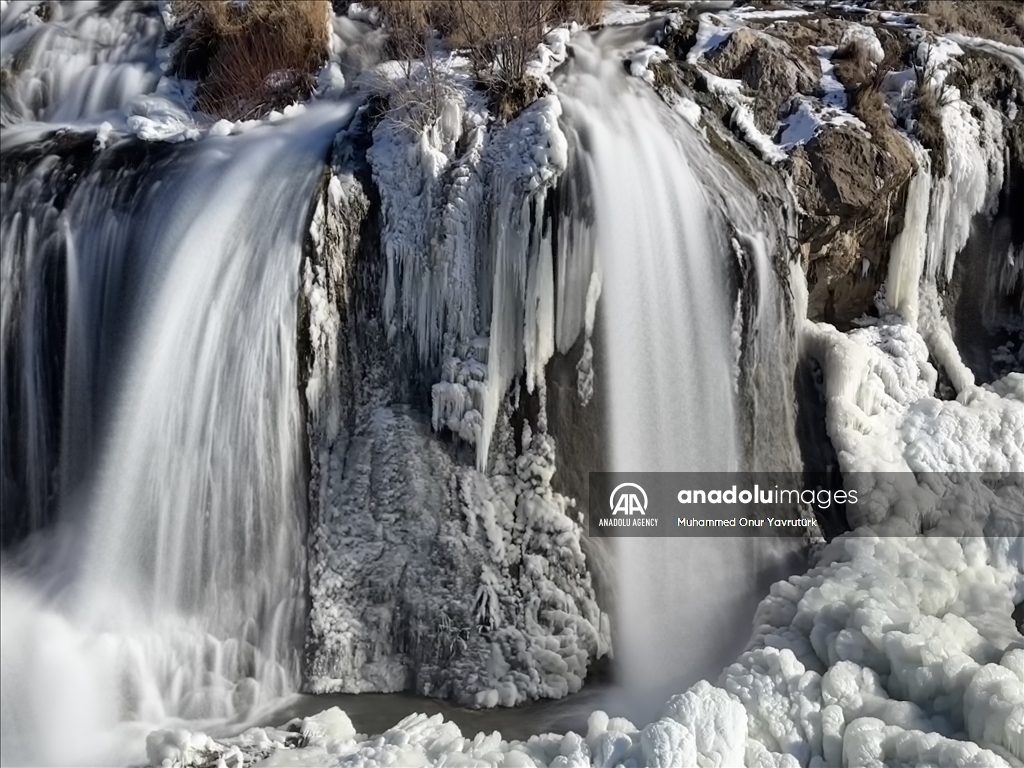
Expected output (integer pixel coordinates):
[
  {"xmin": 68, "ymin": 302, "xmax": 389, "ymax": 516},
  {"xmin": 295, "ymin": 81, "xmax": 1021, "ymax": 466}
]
[
  {"xmin": 0, "ymin": 103, "xmax": 353, "ymax": 766},
  {"xmin": 557, "ymin": 35, "xmax": 803, "ymax": 715},
  {"xmin": 0, "ymin": 1, "xmax": 164, "ymax": 126}
]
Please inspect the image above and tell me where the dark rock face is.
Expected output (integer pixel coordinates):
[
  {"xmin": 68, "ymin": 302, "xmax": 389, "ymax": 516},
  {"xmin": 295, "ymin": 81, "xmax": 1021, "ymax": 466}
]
[
  {"xmin": 943, "ymin": 51, "xmax": 1024, "ymax": 384},
  {"xmin": 665, "ymin": 6, "xmax": 1024, "ymax": 332},
  {"xmin": 791, "ymin": 124, "xmax": 915, "ymax": 327},
  {"xmin": 657, "ymin": 17, "xmax": 918, "ymax": 329}
]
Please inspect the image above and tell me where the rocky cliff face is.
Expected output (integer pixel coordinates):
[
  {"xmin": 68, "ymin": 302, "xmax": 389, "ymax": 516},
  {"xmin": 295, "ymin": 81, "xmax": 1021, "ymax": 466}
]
[{"xmin": 653, "ymin": 2, "xmax": 1023, "ymax": 336}]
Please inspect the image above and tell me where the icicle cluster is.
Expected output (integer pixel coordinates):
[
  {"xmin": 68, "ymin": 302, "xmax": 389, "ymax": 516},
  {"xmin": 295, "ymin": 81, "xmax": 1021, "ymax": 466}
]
[{"xmin": 367, "ymin": 66, "xmax": 595, "ymax": 470}]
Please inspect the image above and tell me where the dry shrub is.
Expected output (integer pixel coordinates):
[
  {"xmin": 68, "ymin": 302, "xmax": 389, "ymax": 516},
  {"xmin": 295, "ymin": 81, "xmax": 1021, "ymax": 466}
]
[
  {"xmin": 445, "ymin": 0, "xmax": 557, "ymax": 118},
  {"xmin": 914, "ymin": 75, "xmax": 949, "ymax": 177},
  {"xmin": 366, "ymin": 0, "xmax": 436, "ymax": 60},
  {"xmin": 360, "ymin": 1, "xmax": 455, "ymax": 131},
  {"xmin": 830, "ymin": 32, "xmax": 920, "ymax": 179},
  {"xmin": 367, "ymin": 0, "xmax": 606, "ymax": 119},
  {"xmin": 849, "ymin": 82, "xmax": 891, "ymax": 133},
  {"xmin": 909, "ymin": 35, "xmax": 962, "ymax": 178},
  {"xmin": 172, "ymin": 0, "xmax": 331, "ymax": 120},
  {"xmin": 917, "ymin": 1, "xmax": 1023, "ymax": 46},
  {"xmin": 831, "ymin": 37, "xmax": 876, "ymax": 91},
  {"xmin": 832, "ymin": 37, "xmax": 890, "ymax": 135}
]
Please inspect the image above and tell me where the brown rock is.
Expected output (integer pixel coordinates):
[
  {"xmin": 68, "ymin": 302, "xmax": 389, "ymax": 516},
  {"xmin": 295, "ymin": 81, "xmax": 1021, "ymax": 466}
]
[
  {"xmin": 791, "ymin": 124, "xmax": 915, "ymax": 327},
  {"xmin": 759, "ymin": 15, "xmax": 847, "ymax": 51},
  {"xmin": 703, "ymin": 28, "xmax": 821, "ymax": 133}
]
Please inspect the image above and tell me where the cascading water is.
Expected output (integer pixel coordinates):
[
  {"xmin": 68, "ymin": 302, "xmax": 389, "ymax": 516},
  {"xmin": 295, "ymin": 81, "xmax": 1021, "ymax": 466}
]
[
  {"xmin": 1, "ymin": 89, "xmax": 354, "ymax": 763},
  {"xmin": 0, "ymin": 1, "xmax": 165, "ymax": 126},
  {"xmin": 557, "ymin": 33, "xmax": 804, "ymax": 714}
]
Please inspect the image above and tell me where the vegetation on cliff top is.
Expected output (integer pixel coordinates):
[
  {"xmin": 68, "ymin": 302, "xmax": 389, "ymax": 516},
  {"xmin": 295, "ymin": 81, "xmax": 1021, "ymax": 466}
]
[
  {"xmin": 916, "ymin": 0, "xmax": 1024, "ymax": 46},
  {"xmin": 364, "ymin": 0, "xmax": 605, "ymax": 120},
  {"xmin": 171, "ymin": 0, "xmax": 331, "ymax": 120}
]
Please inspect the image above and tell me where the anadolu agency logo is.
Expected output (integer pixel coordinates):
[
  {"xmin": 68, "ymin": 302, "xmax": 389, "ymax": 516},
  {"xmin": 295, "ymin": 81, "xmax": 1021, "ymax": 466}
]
[
  {"xmin": 609, "ymin": 483, "xmax": 648, "ymax": 516},
  {"xmin": 597, "ymin": 481, "xmax": 660, "ymax": 529}
]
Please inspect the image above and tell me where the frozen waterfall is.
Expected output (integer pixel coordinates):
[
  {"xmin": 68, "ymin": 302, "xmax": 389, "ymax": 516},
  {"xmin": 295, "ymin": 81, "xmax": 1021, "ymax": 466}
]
[
  {"xmin": 1, "ymin": 102, "xmax": 353, "ymax": 766},
  {"xmin": 9, "ymin": 3, "xmax": 1021, "ymax": 767},
  {"xmin": 557, "ymin": 35, "xmax": 804, "ymax": 714}
]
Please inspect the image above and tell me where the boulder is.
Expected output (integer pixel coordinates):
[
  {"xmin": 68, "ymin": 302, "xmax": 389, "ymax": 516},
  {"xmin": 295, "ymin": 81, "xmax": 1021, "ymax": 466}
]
[
  {"xmin": 703, "ymin": 28, "xmax": 821, "ymax": 133},
  {"xmin": 791, "ymin": 124, "xmax": 915, "ymax": 326}
]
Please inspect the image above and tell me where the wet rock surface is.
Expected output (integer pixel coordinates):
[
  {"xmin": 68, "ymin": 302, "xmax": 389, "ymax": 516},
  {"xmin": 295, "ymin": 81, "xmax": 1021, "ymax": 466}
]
[{"xmin": 792, "ymin": 124, "xmax": 914, "ymax": 326}]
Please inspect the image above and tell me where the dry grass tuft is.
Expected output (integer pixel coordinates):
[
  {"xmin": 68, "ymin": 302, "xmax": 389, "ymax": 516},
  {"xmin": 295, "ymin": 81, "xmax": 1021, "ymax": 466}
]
[
  {"xmin": 908, "ymin": 38, "xmax": 961, "ymax": 178},
  {"xmin": 830, "ymin": 32, "xmax": 921, "ymax": 177},
  {"xmin": 917, "ymin": 0, "xmax": 1023, "ymax": 46},
  {"xmin": 832, "ymin": 37, "xmax": 895, "ymax": 137},
  {"xmin": 366, "ymin": 0, "xmax": 606, "ymax": 119},
  {"xmin": 849, "ymin": 83, "xmax": 891, "ymax": 134},
  {"xmin": 171, "ymin": 0, "xmax": 331, "ymax": 120},
  {"xmin": 831, "ymin": 37, "xmax": 877, "ymax": 91}
]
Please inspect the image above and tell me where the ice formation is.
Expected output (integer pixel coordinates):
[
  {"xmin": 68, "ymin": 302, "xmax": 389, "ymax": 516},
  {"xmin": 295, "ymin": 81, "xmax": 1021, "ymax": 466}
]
[
  {"xmin": 775, "ymin": 18, "xmax": 1024, "ymax": 768},
  {"xmin": 360, "ymin": 39, "xmax": 580, "ymax": 470},
  {"xmin": 302, "ymin": 118, "xmax": 609, "ymax": 708}
]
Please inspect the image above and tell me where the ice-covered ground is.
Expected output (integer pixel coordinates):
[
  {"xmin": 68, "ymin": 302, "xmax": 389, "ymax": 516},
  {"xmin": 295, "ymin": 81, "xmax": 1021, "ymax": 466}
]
[{"xmin": 152, "ymin": 525, "xmax": 1024, "ymax": 766}]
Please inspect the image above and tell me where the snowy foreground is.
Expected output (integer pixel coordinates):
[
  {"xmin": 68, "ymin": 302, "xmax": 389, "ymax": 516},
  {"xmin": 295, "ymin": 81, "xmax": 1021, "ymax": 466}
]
[{"xmin": 150, "ymin": 526, "xmax": 1024, "ymax": 767}]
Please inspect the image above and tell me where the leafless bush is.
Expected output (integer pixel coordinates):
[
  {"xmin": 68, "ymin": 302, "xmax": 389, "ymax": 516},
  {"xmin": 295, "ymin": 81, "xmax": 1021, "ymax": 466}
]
[
  {"xmin": 367, "ymin": 0, "xmax": 606, "ymax": 120},
  {"xmin": 360, "ymin": 1, "xmax": 457, "ymax": 131},
  {"xmin": 367, "ymin": 57, "xmax": 461, "ymax": 133},
  {"xmin": 831, "ymin": 37, "xmax": 876, "ymax": 90},
  {"xmin": 830, "ymin": 37, "xmax": 895, "ymax": 136},
  {"xmin": 446, "ymin": 0, "xmax": 556, "ymax": 118},
  {"xmin": 171, "ymin": 0, "xmax": 331, "ymax": 120}
]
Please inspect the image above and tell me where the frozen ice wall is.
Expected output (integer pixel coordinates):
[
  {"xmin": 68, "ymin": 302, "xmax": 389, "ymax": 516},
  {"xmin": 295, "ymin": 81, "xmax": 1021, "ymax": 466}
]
[{"xmin": 302, "ymin": 92, "xmax": 610, "ymax": 710}]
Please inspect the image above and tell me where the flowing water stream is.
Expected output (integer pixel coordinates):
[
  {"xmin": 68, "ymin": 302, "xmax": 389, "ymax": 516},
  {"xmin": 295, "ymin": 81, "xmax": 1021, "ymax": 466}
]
[
  {"xmin": 2, "ymin": 102, "xmax": 354, "ymax": 765},
  {"xmin": 558, "ymin": 33, "xmax": 805, "ymax": 719}
]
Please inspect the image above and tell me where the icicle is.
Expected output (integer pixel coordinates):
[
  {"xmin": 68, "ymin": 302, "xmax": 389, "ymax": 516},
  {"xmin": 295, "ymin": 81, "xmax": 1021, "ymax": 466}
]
[
  {"xmin": 476, "ymin": 96, "xmax": 569, "ymax": 470},
  {"xmin": 575, "ymin": 268, "xmax": 602, "ymax": 407},
  {"xmin": 524, "ymin": 200, "xmax": 555, "ymax": 394},
  {"xmin": 479, "ymin": 195, "xmax": 532, "ymax": 470},
  {"xmin": 885, "ymin": 143, "xmax": 932, "ymax": 327},
  {"xmin": 917, "ymin": 43, "xmax": 1006, "ymax": 283}
]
